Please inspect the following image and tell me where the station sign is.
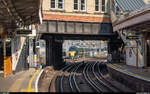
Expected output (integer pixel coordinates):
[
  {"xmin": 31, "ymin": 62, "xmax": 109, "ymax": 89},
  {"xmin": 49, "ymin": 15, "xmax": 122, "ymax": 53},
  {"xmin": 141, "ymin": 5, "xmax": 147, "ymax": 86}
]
[
  {"xmin": 36, "ymin": 41, "xmax": 40, "ymax": 48},
  {"xmin": 16, "ymin": 29, "xmax": 32, "ymax": 34},
  {"xmin": 16, "ymin": 29, "xmax": 36, "ymax": 37},
  {"xmin": 126, "ymin": 36, "xmax": 139, "ymax": 40}
]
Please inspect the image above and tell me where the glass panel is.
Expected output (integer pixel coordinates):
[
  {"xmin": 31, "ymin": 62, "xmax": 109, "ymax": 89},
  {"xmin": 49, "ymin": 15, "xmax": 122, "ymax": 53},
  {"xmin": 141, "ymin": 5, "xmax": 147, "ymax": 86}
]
[
  {"xmin": 51, "ymin": 0, "xmax": 55, "ymax": 8},
  {"xmin": 102, "ymin": 0, "xmax": 105, "ymax": 12},
  {"xmin": 74, "ymin": 0, "xmax": 78, "ymax": 10},
  {"xmin": 58, "ymin": 0, "xmax": 63, "ymax": 9},
  {"xmin": 81, "ymin": 0, "xmax": 85, "ymax": 11},
  {"xmin": 95, "ymin": 0, "xmax": 99, "ymax": 11}
]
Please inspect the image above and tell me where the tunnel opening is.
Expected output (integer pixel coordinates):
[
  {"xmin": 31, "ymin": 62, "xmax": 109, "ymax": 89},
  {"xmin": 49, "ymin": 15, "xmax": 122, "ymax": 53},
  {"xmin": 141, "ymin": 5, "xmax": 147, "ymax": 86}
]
[
  {"xmin": 62, "ymin": 40, "xmax": 109, "ymax": 64},
  {"xmin": 40, "ymin": 32, "xmax": 125, "ymax": 70}
]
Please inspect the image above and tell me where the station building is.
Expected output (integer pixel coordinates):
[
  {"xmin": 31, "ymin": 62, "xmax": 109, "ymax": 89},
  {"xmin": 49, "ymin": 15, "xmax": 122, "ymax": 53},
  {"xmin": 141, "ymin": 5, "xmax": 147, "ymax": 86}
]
[
  {"xmin": 43, "ymin": 0, "xmax": 110, "ymax": 22},
  {"xmin": 40, "ymin": 0, "xmax": 112, "ymax": 35}
]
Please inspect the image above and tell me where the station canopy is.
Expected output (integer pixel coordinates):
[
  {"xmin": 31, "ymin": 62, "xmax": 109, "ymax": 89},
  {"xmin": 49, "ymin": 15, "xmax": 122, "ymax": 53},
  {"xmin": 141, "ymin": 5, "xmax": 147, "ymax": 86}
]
[
  {"xmin": 115, "ymin": 0, "xmax": 145, "ymax": 12},
  {"xmin": 0, "ymin": 0, "xmax": 42, "ymax": 29},
  {"xmin": 113, "ymin": 3, "xmax": 150, "ymax": 32}
]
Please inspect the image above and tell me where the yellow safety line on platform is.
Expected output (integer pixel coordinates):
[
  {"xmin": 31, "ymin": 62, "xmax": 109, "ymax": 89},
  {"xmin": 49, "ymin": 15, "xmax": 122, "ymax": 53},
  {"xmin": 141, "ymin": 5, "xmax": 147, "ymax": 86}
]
[
  {"xmin": 21, "ymin": 69, "xmax": 40, "ymax": 92},
  {"xmin": 113, "ymin": 64, "xmax": 123, "ymax": 68},
  {"xmin": 114, "ymin": 64, "xmax": 148, "ymax": 76},
  {"xmin": 108, "ymin": 63, "xmax": 150, "ymax": 81}
]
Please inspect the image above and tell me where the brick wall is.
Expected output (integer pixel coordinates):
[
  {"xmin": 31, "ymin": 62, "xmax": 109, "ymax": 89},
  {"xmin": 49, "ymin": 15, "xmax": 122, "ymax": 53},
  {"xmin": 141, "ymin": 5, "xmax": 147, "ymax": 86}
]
[{"xmin": 43, "ymin": 14, "xmax": 110, "ymax": 23}]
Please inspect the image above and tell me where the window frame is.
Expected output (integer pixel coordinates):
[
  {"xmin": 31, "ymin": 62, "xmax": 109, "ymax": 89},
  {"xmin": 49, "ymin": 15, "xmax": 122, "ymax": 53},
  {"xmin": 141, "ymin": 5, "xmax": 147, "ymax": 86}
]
[
  {"xmin": 50, "ymin": 0, "xmax": 56, "ymax": 9},
  {"xmin": 74, "ymin": 0, "xmax": 79, "ymax": 11},
  {"xmin": 95, "ymin": 0, "xmax": 100, "ymax": 12},
  {"xmin": 101, "ymin": 0, "xmax": 107, "ymax": 13},
  {"xmin": 58, "ymin": 0, "xmax": 64, "ymax": 10},
  {"xmin": 80, "ymin": 0, "xmax": 86, "ymax": 12}
]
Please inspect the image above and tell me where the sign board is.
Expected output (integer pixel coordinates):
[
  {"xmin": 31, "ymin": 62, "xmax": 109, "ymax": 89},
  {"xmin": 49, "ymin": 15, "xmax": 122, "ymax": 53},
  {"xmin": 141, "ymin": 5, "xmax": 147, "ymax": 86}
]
[
  {"xmin": 29, "ymin": 36, "xmax": 35, "ymax": 39},
  {"xmin": 16, "ymin": 29, "xmax": 36, "ymax": 37},
  {"xmin": 36, "ymin": 41, "xmax": 40, "ymax": 48},
  {"xmin": 126, "ymin": 36, "xmax": 139, "ymax": 40},
  {"xmin": 16, "ymin": 29, "xmax": 32, "ymax": 34}
]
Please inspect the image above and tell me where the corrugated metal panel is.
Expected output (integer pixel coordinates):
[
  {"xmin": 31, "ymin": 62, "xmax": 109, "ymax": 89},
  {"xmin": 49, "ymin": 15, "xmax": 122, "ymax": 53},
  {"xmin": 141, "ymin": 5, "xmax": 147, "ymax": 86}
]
[{"xmin": 116, "ymin": 0, "xmax": 145, "ymax": 12}]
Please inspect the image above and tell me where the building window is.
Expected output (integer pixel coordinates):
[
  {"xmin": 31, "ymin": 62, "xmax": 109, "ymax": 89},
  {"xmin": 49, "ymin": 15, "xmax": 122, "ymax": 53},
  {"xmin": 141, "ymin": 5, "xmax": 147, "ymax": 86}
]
[
  {"xmin": 58, "ymin": 0, "xmax": 64, "ymax": 9},
  {"xmin": 51, "ymin": 0, "xmax": 56, "ymax": 9},
  {"xmin": 95, "ymin": 0, "xmax": 99, "ymax": 11},
  {"xmin": 74, "ymin": 0, "xmax": 78, "ymax": 10},
  {"xmin": 81, "ymin": 0, "xmax": 86, "ymax": 11},
  {"xmin": 102, "ymin": 0, "xmax": 106, "ymax": 12}
]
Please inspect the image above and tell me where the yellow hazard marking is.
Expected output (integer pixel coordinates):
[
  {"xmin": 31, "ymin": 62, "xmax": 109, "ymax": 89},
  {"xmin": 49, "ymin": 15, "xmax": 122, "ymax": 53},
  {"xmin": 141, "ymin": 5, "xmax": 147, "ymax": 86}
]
[
  {"xmin": 113, "ymin": 64, "xmax": 123, "ymax": 68},
  {"xmin": 21, "ymin": 89, "xmax": 35, "ymax": 92},
  {"xmin": 21, "ymin": 69, "xmax": 40, "ymax": 92}
]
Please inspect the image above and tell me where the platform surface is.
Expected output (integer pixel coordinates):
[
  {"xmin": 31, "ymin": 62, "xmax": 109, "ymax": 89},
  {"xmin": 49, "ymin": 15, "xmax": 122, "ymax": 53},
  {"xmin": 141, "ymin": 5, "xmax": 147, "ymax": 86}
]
[
  {"xmin": 0, "ymin": 68, "xmax": 40, "ymax": 92},
  {"xmin": 107, "ymin": 63, "xmax": 150, "ymax": 81}
]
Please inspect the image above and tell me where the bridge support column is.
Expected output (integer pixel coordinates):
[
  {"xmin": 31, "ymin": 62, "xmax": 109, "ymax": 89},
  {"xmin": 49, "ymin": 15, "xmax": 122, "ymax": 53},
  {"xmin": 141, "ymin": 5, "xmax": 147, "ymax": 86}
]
[
  {"xmin": 53, "ymin": 40, "xmax": 64, "ymax": 70},
  {"xmin": 46, "ymin": 39, "xmax": 53, "ymax": 66},
  {"xmin": 46, "ymin": 38, "xmax": 65, "ymax": 70}
]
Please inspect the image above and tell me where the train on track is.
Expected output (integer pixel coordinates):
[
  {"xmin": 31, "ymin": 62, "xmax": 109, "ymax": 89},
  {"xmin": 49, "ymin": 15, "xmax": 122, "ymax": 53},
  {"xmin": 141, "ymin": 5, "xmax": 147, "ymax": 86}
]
[{"xmin": 69, "ymin": 46, "xmax": 78, "ymax": 57}]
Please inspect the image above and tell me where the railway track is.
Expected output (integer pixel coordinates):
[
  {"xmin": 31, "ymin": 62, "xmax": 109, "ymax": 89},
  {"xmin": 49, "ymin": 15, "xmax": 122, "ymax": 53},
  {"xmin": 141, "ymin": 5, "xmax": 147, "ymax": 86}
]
[
  {"xmin": 60, "ymin": 63, "xmax": 78, "ymax": 92},
  {"xmin": 50, "ymin": 62, "xmax": 131, "ymax": 92}
]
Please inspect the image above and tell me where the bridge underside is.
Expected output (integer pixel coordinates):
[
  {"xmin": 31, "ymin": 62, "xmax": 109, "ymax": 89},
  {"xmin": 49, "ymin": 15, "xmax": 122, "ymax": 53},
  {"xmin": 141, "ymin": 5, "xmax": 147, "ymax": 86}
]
[
  {"xmin": 41, "ymin": 33, "xmax": 114, "ymax": 40},
  {"xmin": 39, "ymin": 20, "xmax": 115, "ymax": 69},
  {"xmin": 40, "ymin": 33, "xmax": 116, "ymax": 69},
  {"xmin": 39, "ymin": 20, "xmax": 113, "ymax": 36}
]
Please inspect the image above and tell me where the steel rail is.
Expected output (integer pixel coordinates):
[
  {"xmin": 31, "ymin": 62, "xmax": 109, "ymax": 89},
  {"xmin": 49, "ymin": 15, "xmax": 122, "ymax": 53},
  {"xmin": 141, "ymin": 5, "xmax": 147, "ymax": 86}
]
[
  {"xmin": 83, "ymin": 62, "xmax": 103, "ymax": 92},
  {"xmin": 60, "ymin": 63, "xmax": 81, "ymax": 92},
  {"xmin": 92, "ymin": 63, "xmax": 116, "ymax": 92},
  {"xmin": 60, "ymin": 63, "xmax": 74, "ymax": 71},
  {"xmin": 97, "ymin": 63, "xmax": 121, "ymax": 92},
  {"xmin": 69, "ymin": 63, "xmax": 83, "ymax": 92}
]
